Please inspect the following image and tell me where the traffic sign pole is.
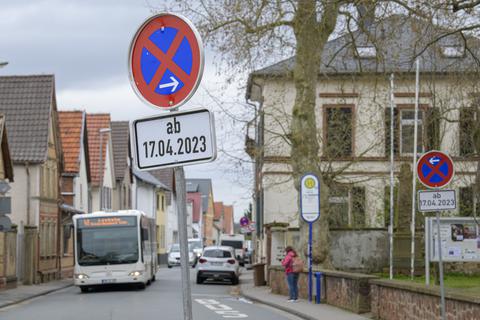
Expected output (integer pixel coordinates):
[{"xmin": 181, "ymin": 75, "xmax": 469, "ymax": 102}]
[
  {"xmin": 128, "ymin": 13, "xmax": 210, "ymax": 320},
  {"xmin": 436, "ymin": 211, "xmax": 446, "ymax": 320},
  {"xmin": 174, "ymin": 166, "xmax": 193, "ymax": 320},
  {"xmin": 308, "ymin": 222, "xmax": 313, "ymax": 302},
  {"xmin": 299, "ymin": 173, "xmax": 320, "ymax": 303},
  {"xmin": 416, "ymin": 150, "xmax": 453, "ymax": 320}
]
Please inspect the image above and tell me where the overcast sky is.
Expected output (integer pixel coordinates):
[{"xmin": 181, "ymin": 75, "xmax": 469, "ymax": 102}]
[{"xmin": 0, "ymin": 0, "xmax": 253, "ymax": 220}]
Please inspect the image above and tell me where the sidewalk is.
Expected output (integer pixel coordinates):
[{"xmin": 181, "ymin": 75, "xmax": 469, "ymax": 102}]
[
  {"xmin": 239, "ymin": 271, "xmax": 370, "ymax": 320},
  {"xmin": 0, "ymin": 279, "xmax": 73, "ymax": 309}
]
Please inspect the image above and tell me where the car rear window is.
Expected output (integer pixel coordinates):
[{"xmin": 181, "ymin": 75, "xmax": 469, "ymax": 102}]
[{"xmin": 203, "ymin": 249, "xmax": 232, "ymax": 258}]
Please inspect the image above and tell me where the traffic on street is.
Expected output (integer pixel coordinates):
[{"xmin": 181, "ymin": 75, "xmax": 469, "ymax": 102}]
[{"xmin": 0, "ymin": 268, "xmax": 300, "ymax": 320}]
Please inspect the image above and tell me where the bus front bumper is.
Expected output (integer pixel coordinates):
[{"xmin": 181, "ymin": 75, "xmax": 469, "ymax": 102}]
[{"xmin": 74, "ymin": 272, "xmax": 147, "ymax": 286}]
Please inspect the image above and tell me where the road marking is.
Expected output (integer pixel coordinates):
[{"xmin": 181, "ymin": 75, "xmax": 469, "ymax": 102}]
[{"xmin": 195, "ymin": 298, "xmax": 248, "ymax": 318}]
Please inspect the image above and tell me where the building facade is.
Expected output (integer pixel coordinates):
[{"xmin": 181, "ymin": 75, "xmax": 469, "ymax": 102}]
[{"xmin": 246, "ymin": 15, "xmax": 480, "ymax": 271}]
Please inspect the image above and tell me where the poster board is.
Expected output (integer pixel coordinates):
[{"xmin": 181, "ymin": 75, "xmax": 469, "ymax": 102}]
[{"xmin": 426, "ymin": 217, "xmax": 480, "ymax": 262}]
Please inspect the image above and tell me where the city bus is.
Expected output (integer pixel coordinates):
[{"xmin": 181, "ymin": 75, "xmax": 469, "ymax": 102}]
[{"xmin": 73, "ymin": 210, "xmax": 158, "ymax": 292}]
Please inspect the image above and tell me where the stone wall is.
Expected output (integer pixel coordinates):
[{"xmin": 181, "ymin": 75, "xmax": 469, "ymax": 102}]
[
  {"xmin": 371, "ymin": 279, "xmax": 480, "ymax": 320},
  {"xmin": 269, "ymin": 266, "xmax": 376, "ymax": 314},
  {"xmin": 330, "ymin": 229, "xmax": 389, "ymax": 273}
]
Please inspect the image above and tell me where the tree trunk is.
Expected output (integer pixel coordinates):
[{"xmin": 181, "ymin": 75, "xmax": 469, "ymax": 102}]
[{"xmin": 290, "ymin": 0, "xmax": 339, "ymax": 268}]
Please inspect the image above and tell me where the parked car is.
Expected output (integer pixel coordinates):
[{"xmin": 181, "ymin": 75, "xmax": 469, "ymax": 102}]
[
  {"xmin": 167, "ymin": 243, "xmax": 196, "ymax": 268},
  {"xmin": 196, "ymin": 246, "xmax": 240, "ymax": 285}
]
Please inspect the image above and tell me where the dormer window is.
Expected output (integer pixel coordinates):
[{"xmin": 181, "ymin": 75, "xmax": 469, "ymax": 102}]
[
  {"xmin": 355, "ymin": 46, "xmax": 376, "ymax": 59},
  {"xmin": 441, "ymin": 45, "xmax": 464, "ymax": 58}
]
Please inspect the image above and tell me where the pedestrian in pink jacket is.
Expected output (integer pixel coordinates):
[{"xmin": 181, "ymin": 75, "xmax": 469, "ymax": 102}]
[{"xmin": 281, "ymin": 246, "xmax": 299, "ymax": 302}]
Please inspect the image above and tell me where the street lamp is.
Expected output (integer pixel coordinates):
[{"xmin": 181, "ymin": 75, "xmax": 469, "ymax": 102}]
[
  {"xmin": 0, "ymin": 61, "xmax": 8, "ymax": 69},
  {"xmin": 98, "ymin": 128, "xmax": 111, "ymax": 211}
]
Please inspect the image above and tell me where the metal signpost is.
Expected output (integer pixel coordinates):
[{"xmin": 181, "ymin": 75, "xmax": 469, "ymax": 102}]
[
  {"xmin": 417, "ymin": 150, "xmax": 455, "ymax": 320},
  {"xmin": 128, "ymin": 13, "xmax": 212, "ymax": 320},
  {"xmin": 300, "ymin": 173, "xmax": 320, "ymax": 302}
]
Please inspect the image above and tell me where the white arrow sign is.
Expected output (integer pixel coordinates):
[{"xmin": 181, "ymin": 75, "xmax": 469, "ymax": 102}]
[
  {"xmin": 429, "ymin": 157, "xmax": 440, "ymax": 165},
  {"xmin": 159, "ymin": 76, "xmax": 179, "ymax": 92}
]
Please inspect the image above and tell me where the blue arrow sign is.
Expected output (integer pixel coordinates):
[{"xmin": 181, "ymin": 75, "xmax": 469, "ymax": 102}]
[{"xmin": 140, "ymin": 27, "xmax": 195, "ymax": 95}]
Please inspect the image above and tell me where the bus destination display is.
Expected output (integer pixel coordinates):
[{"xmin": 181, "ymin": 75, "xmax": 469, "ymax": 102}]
[{"xmin": 78, "ymin": 217, "xmax": 136, "ymax": 228}]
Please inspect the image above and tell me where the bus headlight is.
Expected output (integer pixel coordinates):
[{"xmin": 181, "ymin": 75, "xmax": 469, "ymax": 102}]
[
  {"xmin": 75, "ymin": 273, "xmax": 89, "ymax": 280},
  {"xmin": 129, "ymin": 271, "xmax": 143, "ymax": 277}
]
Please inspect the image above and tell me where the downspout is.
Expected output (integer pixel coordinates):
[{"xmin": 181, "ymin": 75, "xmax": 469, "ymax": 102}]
[
  {"xmin": 25, "ymin": 162, "xmax": 30, "ymax": 226},
  {"xmin": 246, "ymin": 79, "xmax": 264, "ymax": 263}
]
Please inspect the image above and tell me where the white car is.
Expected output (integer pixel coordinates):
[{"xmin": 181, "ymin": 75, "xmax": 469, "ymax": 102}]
[
  {"xmin": 196, "ymin": 246, "xmax": 240, "ymax": 285},
  {"xmin": 167, "ymin": 244, "xmax": 196, "ymax": 268}
]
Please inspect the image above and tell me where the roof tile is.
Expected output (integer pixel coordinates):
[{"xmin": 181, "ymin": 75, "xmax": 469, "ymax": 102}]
[
  {"xmin": 58, "ymin": 111, "xmax": 84, "ymax": 173},
  {"xmin": 0, "ymin": 75, "xmax": 54, "ymax": 163}
]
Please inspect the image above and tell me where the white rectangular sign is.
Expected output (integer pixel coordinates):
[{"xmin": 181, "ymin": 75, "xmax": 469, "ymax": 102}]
[
  {"xmin": 300, "ymin": 174, "xmax": 320, "ymax": 223},
  {"xmin": 132, "ymin": 108, "xmax": 216, "ymax": 170},
  {"xmin": 418, "ymin": 190, "xmax": 456, "ymax": 212}
]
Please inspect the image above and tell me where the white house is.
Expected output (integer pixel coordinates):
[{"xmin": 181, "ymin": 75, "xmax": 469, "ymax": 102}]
[
  {"xmin": 132, "ymin": 168, "xmax": 168, "ymax": 219},
  {"xmin": 246, "ymin": 14, "xmax": 480, "ymax": 271}
]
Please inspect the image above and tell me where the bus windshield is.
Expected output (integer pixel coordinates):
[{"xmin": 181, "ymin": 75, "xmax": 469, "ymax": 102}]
[{"xmin": 76, "ymin": 216, "xmax": 139, "ymax": 266}]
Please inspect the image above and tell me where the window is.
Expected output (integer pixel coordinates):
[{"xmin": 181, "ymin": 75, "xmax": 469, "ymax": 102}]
[
  {"xmin": 400, "ymin": 109, "xmax": 424, "ymax": 155},
  {"xmin": 385, "ymin": 106, "xmax": 438, "ymax": 156},
  {"xmin": 156, "ymin": 194, "xmax": 160, "ymax": 210},
  {"xmin": 328, "ymin": 184, "xmax": 365, "ymax": 228},
  {"xmin": 324, "ymin": 106, "xmax": 353, "ymax": 157},
  {"xmin": 355, "ymin": 46, "xmax": 377, "ymax": 58},
  {"xmin": 40, "ymin": 223, "xmax": 46, "ymax": 257},
  {"xmin": 459, "ymin": 107, "xmax": 477, "ymax": 156},
  {"xmin": 441, "ymin": 45, "xmax": 464, "ymax": 58},
  {"xmin": 63, "ymin": 224, "xmax": 72, "ymax": 255},
  {"xmin": 162, "ymin": 196, "xmax": 165, "ymax": 211}
]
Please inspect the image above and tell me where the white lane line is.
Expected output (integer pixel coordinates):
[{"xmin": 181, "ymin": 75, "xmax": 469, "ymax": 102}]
[{"xmin": 195, "ymin": 298, "xmax": 248, "ymax": 318}]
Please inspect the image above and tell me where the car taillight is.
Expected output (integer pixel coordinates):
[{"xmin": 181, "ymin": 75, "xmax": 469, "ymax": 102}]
[
  {"xmin": 199, "ymin": 258, "xmax": 207, "ymax": 264},
  {"xmin": 227, "ymin": 259, "xmax": 236, "ymax": 265}
]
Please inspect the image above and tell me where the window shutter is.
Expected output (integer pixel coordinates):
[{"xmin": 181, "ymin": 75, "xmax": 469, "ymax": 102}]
[
  {"xmin": 352, "ymin": 186, "xmax": 366, "ymax": 227},
  {"xmin": 426, "ymin": 107, "xmax": 440, "ymax": 150},
  {"xmin": 459, "ymin": 108, "xmax": 476, "ymax": 156},
  {"xmin": 385, "ymin": 108, "xmax": 399, "ymax": 156},
  {"xmin": 459, "ymin": 187, "xmax": 474, "ymax": 217}
]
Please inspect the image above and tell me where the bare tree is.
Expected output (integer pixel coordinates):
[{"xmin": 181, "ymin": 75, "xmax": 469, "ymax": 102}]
[{"xmin": 151, "ymin": 0, "xmax": 480, "ymax": 267}]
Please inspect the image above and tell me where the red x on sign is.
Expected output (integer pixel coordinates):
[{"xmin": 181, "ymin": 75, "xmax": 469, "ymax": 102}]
[
  {"xmin": 417, "ymin": 150, "xmax": 454, "ymax": 188},
  {"xmin": 129, "ymin": 13, "xmax": 204, "ymax": 110}
]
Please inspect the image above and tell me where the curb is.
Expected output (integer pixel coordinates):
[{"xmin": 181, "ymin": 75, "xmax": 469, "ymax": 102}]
[
  {"xmin": 0, "ymin": 283, "xmax": 73, "ymax": 310},
  {"xmin": 239, "ymin": 286, "xmax": 316, "ymax": 320}
]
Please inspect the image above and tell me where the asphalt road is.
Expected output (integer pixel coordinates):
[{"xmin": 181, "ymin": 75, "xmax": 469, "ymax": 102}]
[{"xmin": 0, "ymin": 267, "xmax": 300, "ymax": 320}]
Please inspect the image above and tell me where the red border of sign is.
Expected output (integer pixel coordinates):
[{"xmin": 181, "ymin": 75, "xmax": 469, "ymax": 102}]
[
  {"xmin": 416, "ymin": 150, "xmax": 454, "ymax": 189},
  {"xmin": 128, "ymin": 13, "xmax": 204, "ymax": 110}
]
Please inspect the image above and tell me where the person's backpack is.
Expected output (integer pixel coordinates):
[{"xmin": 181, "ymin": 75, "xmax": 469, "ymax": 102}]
[{"xmin": 292, "ymin": 256, "xmax": 304, "ymax": 273}]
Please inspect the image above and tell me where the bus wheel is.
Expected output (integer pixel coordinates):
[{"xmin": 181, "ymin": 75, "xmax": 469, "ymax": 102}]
[
  {"xmin": 80, "ymin": 286, "xmax": 90, "ymax": 293},
  {"xmin": 152, "ymin": 275, "xmax": 156, "ymax": 282}
]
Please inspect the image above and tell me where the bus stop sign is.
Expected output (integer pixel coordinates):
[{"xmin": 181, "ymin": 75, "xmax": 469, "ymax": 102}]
[
  {"xmin": 417, "ymin": 150, "xmax": 454, "ymax": 189},
  {"xmin": 128, "ymin": 13, "xmax": 204, "ymax": 110}
]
